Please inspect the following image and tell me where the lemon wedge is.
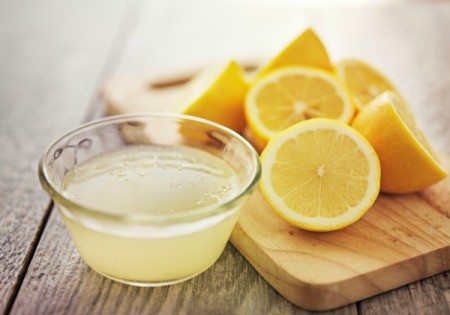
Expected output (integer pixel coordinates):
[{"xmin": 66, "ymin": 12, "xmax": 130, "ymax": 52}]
[
  {"xmin": 336, "ymin": 58, "xmax": 399, "ymax": 110},
  {"xmin": 174, "ymin": 60, "xmax": 248, "ymax": 133},
  {"xmin": 352, "ymin": 91, "xmax": 447, "ymax": 193},
  {"xmin": 257, "ymin": 28, "xmax": 333, "ymax": 79}
]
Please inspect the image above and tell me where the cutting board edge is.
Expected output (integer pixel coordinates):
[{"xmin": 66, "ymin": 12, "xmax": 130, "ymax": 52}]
[{"xmin": 230, "ymin": 224, "xmax": 450, "ymax": 311}]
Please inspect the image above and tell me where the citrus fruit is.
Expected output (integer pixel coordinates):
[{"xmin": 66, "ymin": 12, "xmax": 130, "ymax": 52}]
[
  {"xmin": 351, "ymin": 91, "xmax": 447, "ymax": 194},
  {"xmin": 260, "ymin": 118, "xmax": 380, "ymax": 232},
  {"xmin": 173, "ymin": 60, "xmax": 248, "ymax": 133},
  {"xmin": 245, "ymin": 66, "xmax": 355, "ymax": 151},
  {"xmin": 336, "ymin": 58, "xmax": 399, "ymax": 110},
  {"xmin": 257, "ymin": 28, "xmax": 333, "ymax": 79}
]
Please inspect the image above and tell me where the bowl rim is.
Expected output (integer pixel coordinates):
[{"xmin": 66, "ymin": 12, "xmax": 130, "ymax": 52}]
[{"xmin": 38, "ymin": 113, "xmax": 261, "ymax": 225}]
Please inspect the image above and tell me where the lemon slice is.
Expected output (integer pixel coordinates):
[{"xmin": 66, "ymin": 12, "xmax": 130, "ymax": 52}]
[
  {"xmin": 257, "ymin": 28, "xmax": 333, "ymax": 79},
  {"xmin": 174, "ymin": 60, "xmax": 248, "ymax": 133},
  {"xmin": 352, "ymin": 91, "xmax": 447, "ymax": 193},
  {"xmin": 245, "ymin": 66, "xmax": 355, "ymax": 150},
  {"xmin": 260, "ymin": 118, "xmax": 380, "ymax": 231},
  {"xmin": 336, "ymin": 58, "xmax": 399, "ymax": 110}
]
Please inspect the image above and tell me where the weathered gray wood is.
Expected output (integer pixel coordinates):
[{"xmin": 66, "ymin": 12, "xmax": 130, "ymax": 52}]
[
  {"xmin": 359, "ymin": 272, "xmax": 450, "ymax": 315},
  {"xmin": 0, "ymin": 0, "xmax": 128, "ymax": 313},
  {"xmin": 6, "ymin": 1, "xmax": 450, "ymax": 314}
]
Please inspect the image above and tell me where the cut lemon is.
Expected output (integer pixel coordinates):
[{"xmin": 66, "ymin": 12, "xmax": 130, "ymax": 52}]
[
  {"xmin": 352, "ymin": 91, "xmax": 447, "ymax": 194},
  {"xmin": 245, "ymin": 66, "xmax": 355, "ymax": 151},
  {"xmin": 336, "ymin": 58, "xmax": 399, "ymax": 110},
  {"xmin": 260, "ymin": 118, "xmax": 380, "ymax": 231},
  {"xmin": 257, "ymin": 28, "xmax": 333, "ymax": 79},
  {"xmin": 173, "ymin": 60, "xmax": 248, "ymax": 133}
]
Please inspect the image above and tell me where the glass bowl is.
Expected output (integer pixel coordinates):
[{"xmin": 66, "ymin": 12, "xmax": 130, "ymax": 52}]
[{"xmin": 39, "ymin": 113, "xmax": 261, "ymax": 286}]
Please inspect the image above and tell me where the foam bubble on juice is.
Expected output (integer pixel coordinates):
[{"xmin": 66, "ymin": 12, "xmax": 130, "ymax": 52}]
[{"xmin": 62, "ymin": 145, "xmax": 240, "ymax": 215}]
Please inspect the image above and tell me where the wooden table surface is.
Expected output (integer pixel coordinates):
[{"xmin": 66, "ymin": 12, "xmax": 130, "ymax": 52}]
[{"xmin": 1, "ymin": 1, "xmax": 449, "ymax": 314}]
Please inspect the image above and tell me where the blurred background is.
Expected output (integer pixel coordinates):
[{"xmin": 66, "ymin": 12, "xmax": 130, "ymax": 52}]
[{"xmin": 1, "ymin": 0, "xmax": 449, "ymax": 152}]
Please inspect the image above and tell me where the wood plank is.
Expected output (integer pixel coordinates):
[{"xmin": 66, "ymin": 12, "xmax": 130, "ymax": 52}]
[
  {"xmin": 0, "ymin": 0, "xmax": 128, "ymax": 313},
  {"xmin": 358, "ymin": 272, "xmax": 450, "ymax": 315}
]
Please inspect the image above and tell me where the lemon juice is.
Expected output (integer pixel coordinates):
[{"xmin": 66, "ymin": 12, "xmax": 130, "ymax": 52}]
[{"xmin": 60, "ymin": 145, "xmax": 242, "ymax": 285}]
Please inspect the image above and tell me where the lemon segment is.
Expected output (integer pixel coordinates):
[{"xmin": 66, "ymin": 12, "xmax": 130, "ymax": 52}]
[
  {"xmin": 352, "ymin": 91, "xmax": 447, "ymax": 193},
  {"xmin": 174, "ymin": 60, "xmax": 248, "ymax": 133},
  {"xmin": 260, "ymin": 118, "xmax": 380, "ymax": 232},
  {"xmin": 257, "ymin": 28, "xmax": 333, "ymax": 79},
  {"xmin": 245, "ymin": 66, "xmax": 355, "ymax": 151},
  {"xmin": 336, "ymin": 58, "xmax": 399, "ymax": 110}
]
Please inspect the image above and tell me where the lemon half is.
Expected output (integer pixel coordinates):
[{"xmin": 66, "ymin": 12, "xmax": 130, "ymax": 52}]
[
  {"xmin": 260, "ymin": 118, "xmax": 380, "ymax": 232},
  {"xmin": 245, "ymin": 66, "xmax": 355, "ymax": 151}
]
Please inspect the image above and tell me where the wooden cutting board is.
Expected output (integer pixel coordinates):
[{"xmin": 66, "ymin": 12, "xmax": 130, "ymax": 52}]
[
  {"xmin": 102, "ymin": 68, "xmax": 450, "ymax": 312},
  {"xmin": 230, "ymin": 180, "xmax": 450, "ymax": 311}
]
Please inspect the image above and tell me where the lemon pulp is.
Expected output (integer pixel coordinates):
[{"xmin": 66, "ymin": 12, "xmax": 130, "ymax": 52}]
[
  {"xmin": 336, "ymin": 59, "xmax": 398, "ymax": 110},
  {"xmin": 260, "ymin": 119, "xmax": 380, "ymax": 231},
  {"xmin": 246, "ymin": 67, "xmax": 354, "ymax": 150}
]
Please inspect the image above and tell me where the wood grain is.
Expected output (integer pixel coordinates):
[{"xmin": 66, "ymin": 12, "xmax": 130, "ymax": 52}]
[
  {"xmin": 359, "ymin": 272, "xmax": 450, "ymax": 315},
  {"xmin": 0, "ymin": 0, "xmax": 128, "ymax": 313},
  {"xmin": 230, "ymin": 175, "xmax": 450, "ymax": 311}
]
